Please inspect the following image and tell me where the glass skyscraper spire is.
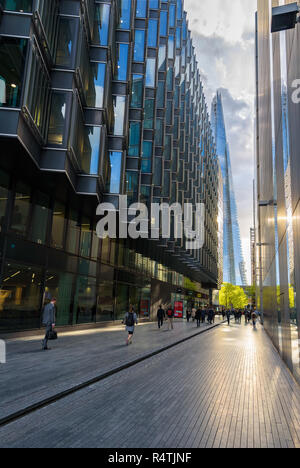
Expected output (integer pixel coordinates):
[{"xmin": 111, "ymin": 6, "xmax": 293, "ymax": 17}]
[{"xmin": 211, "ymin": 92, "xmax": 247, "ymax": 286}]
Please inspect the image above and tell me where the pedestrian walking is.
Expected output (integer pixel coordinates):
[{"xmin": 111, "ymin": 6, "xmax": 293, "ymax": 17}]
[
  {"xmin": 157, "ymin": 305, "xmax": 165, "ymax": 329},
  {"xmin": 191, "ymin": 307, "xmax": 196, "ymax": 322},
  {"xmin": 42, "ymin": 298, "xmax": 56, "ymax": 351},
  {"xmin": 166, "ymin": 305, "xmax": 175, "ymax": 330},
  {"xmin": 186, "ymin": 308, "xmax": 192, "ymax": 323},
  {"xmin": 196, "ymin": 308, "xmax": 201, "ymax": 327},
  {"xmin": 226, "ymin": 309, "xmax": 231, "ymax": 326},
  {"xmin": 124, "ymin": 305, "xmax": 138, "ymax": 345},
  {"xmin": 252, "ymin": 310, "xmax": 258, "ymax": 330},
  {"xmin": 208, "ymin": 307, "xmax": 214, "ymax": 325},
  {"xmin": 201, "ymin": 308, "xmax": 206, "ymax": 324}
]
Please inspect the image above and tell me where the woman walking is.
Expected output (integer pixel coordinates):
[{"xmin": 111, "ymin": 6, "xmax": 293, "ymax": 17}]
[{"xmin": 124, "ymin": 305, "xmax": 138, "ymax": 345}]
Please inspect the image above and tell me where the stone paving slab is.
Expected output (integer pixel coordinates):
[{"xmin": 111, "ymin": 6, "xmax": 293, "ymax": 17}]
[
  {"xmin": 0, "ymin": 318, "xmax": 223, "ymax": 421},
  {"xmin": 0, "ymin": 322, "xmax": 300, "ymax": 448}
]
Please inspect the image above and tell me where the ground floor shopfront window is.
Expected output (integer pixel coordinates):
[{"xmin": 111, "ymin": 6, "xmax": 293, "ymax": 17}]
[{"xmin": 0, "ymin": 262, "xmax": 43, "ymax": 331}]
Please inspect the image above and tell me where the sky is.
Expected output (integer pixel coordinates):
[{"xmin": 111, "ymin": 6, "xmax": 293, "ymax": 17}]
[{"xmin": 184, "ymin": 0, "xmax": 257, "ymax": 284}]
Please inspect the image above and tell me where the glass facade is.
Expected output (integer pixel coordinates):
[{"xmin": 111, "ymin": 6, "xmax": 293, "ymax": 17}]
[
  {"xmin": 211, "ymin": 93, "xmax": 247, "ymax": 286},
  {"xmin": 256, "ymin": 0, "xmax": 300, "ymax": 384},
  {"xmin": 0, "ymin": 0, "xmax": 220, "ymax": 334}
]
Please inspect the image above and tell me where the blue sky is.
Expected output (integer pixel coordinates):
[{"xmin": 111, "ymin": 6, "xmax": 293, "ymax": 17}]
[{"xmin": 185, "ymin": 0, "xmax": 257, "ymax": 283}]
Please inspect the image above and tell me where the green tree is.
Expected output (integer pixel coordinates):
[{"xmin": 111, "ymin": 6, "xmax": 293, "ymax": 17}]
[{"xmin": 219, "ymin": 283, "xmax": 249, "ymax": 309}]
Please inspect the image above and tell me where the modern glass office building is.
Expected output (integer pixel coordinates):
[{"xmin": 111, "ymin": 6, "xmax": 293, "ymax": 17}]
[
  {"xmin": 256, "ymin": 0, "xmax": 300, "ymax": 383},
  {"xmin": 211, "ymin": 92, "xmax": 247, "ymax": 286},
  {"xmin": 0, "ymin": 0, "xmax": 220, "ymax": 333}
]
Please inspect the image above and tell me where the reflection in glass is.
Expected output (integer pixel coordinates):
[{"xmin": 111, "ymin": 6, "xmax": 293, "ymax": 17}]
[
  {"xmin": 142, "ymin": 141, "xmax": 152, "ymax": 173},
  {"xmin": 66, "ymin": 209, "xmax": 80, "ymax": 255},
  {"xmin": 107, "ymin": 151, "xmax": 122, "ymax": 193},
  {"xmin": 45, "ymin": 271, "xmax": 74, "ymax": 326},
  {"xmin": 145, "ymin": 58, "xmax": 156, "ymax": 87},
  {"xmin": 112, "ymin": 95, "xmax": 126, "ymax": 135},
  {"xmin": 51, "ymin": 201, "xmax": 65, "ymax": 249},
  {"xmin": 0, "ymin": 262, "xmax": 42, "ymax": 332},
  {"xmin": 56, "ymin": 17, "xmax": 76, "ymax": 68},
  {"xmin": 131, "ymin": 74, "xmax": 143, "ymax": 108},
  {"xmin": 115, "ymin": 43, "xmax": 129, "ymax": 81},
  {"xmin": 82, "ymin": 126, "xmax": 101, "ymax": 175},
  {"xmin": 86, "ymin": 62, "xmax": 106, "ymax": 108},
  {"xmin": 80, "ymin": 217, "xmax": 92, "ymax": 258},
  {"xmin": 3, "ymin": 0, "xmax": 32, "ymax": 11},
  {"xmin": 136, "ymin": 0, "xmax": 147, "ymax": 17},
  {"xmin": 134, "ymin": 30, "xmax": 145, "ymax": 62},
  {"xmin": 0, "ymin": 37, "xmax": 27, "ymax": 108},
  {"xmin": 126, "ymin": 171, "xmax": 138, "ymax": 205},
  {"xmin": 11, "ymin": 182, "xmax": 31, "ymax": 234},
  {"xmin": 0, "ymin": 170, "xmax": 9, "ymax": 230},
  {"xmin": 31, "ymin": 192, "xmax": 50, "ymax": 245},
  {"xmin": 144, "ymin": 99, "xmax": 155, "ymax": 129},
  {"xmin": 148, "ymin": 19, "xmax": 158, "ymax": 47},
  {"xmin": 47, "ymin": 92, "xmax": 67, "ymax": 145},
  {"xmin": 93, "ymin": 3, "xmax": 110, "ymax": 45},
  {"xmin": 128, "ymin": 122, "xmax": 141, "ymax": 157},
  {"xmin": 118, "ymin": 0, "xmax": 131, "ymax": 29}
]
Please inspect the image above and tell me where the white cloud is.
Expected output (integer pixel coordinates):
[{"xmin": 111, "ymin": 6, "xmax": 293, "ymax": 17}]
[{"xmin": 185, "ymin": 0, "xmax": 256, "ymax": 284}]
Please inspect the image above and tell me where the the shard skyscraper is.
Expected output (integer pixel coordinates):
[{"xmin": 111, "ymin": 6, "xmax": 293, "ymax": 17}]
[{"xmin": 211, "ymin": 92, "xmax": 247, "ymax": 286}]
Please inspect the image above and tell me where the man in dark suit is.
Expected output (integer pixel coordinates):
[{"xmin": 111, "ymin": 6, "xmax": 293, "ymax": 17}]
[{"xmin": 42, "ymin": 298, "xmax": 56, "ymax": 350}]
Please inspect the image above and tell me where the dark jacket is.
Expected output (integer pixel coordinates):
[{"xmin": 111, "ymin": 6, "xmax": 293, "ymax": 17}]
[
  {"xmin": 42, "ymin": 302, "xmax": 56, "ymax": 325},
  {"xmin": 196, "ymin": 309, "xmax": 202, "ymax": 320},
  {"xmin": 157, "ymin": 308, "xmax": 165, "ymax": 319}
]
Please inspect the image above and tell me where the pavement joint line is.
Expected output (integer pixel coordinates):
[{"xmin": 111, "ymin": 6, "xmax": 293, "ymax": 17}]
[{"xmin": 0, "ymin": 321, "xmax": 225, "ymax": 429}]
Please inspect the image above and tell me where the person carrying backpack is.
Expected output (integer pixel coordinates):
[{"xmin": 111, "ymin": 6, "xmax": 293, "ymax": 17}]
[
  {"xmin": 166, "ymin": 305, "xmax": 175, "ymax": 331},
  {"xmin": 123, "ymin": 305, "xmax": 138, "ymax": 345}
]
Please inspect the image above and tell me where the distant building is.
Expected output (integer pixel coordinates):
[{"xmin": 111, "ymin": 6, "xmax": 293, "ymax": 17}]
[{"xmin": 211, "ymin": 92, "xmax": 247, "ymax": 286}]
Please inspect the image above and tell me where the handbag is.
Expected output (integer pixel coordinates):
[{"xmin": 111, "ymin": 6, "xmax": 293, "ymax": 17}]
[{"xmin": 48, "ymin": 329, "xmax": 58, "ymax": 340}]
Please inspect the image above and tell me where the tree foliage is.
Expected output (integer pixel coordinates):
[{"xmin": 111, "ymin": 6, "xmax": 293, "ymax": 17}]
[{"xmin": 219, "ymin": 283, "xmax": 249, "ymax": 309}]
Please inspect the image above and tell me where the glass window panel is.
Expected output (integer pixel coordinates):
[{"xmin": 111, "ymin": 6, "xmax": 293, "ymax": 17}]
[
  {"xmin": 136, "ymin": 0, "xmax": 147, "ymax": 18},
  {"xmin": 141, "ymin": 141, "xmax": 152, "ymax": 173},
  {"xmin": 107, "ymin": 151, "xmax": 122, "ymax": 193},
  {"xmin": 169, "ymin": 4, "xmax": 176, "ymax": 27},
  {"xmin": 55, "ymin": 17, "xmax": 77, "ymax": 68},
  {"xmin": 51, "ymin": 201, "xmax": 65, "ymax": 249},
  {"xmin": 155, "ymin": 119, "xmax": 163, "ymax": 146},
  {"xmin": 3, "ymin": 0, "xmax": 32, "ymax": 12},
  {"xmin": 158, "ymin": 44, "xmax": 166, "ymax": 72},
  {"xmin": 134, "ymin": 30, "xmax": 145, "ymax": 62},
  {"xmin": 80, "ymin": 217, "xmax": 92, "ymax": 258},
  {"xmin": 128, "ymin": 122, "xmax": 141, "ymax": 157},
  {"xmin": 74, "ymin": 276, "xmax": 97, "ymax": 324},
  {"xmin": 81, "ymin": 126, "xmax": 101, "ymax": 175},
  {"xmin": 66, "ymin": 209, "xmax": 80, "ymax": 254},
  {"xmin": 31, "ymin": 192, "xmax": 50, "ymax": 245},
  {"xmin": 126, "ymin": 171, "xmax": 138, "ymax": 205},
  {"xmin": 112, "ymin": 95, "xmax": 126, "ymax": 135},
  {"xmin": 145, "ymin": 58, "xmax": 156, "ymax": 87},
  {"xmin": 45, "ymin": 271, "xmax": 74, "ymax": 326},
  {"xmin": 0, "ymin": 170, "xmax": 9, "ymax": 230},
  {"xmin": 149, "ymin": 0, "xmax": 158, "ymax": 8},
  {"xmin": 11, "ymin": 182, "xmax": 31, "ymax": 234},
  {"xmin": 118, "ymin": 0, "xmax": 131, "ymax": 29},
  {"xmin": 144, "ymin": 99, "xmax": 155, "ymax": 129},
  {"xmin": 0, "ymin": 37, "xmax": 27, "ymax": 108},
  {"xmin": 168, "ymin": 35, "xmax": 175, "ymax": 59},
  {"xmin": 86, "ymin": 62, "xmax": 106, "ymax": 108},
  {"xmin": 148, "ymin": 19, "xmax": 158, "ymax": 47},
  {"xmin": 93, "ymin": 3, "xmax": 110, "ymax": 45},
  {"xmin": 47, "ymin": 92, "xmax": 67, "ymax": 145},
  {"xmin": 0, "ymin": 262, "xmax": 42, "ymax": 332},
  {"xmin": 115, "ymin": 43, "xmax": 129, "ymax": 81},
  {"xmin": 160, "ymin": 11, "xmax": 168, "ymax": 36},
  {"xmin": 157, "ymin": 81, "xmax": 165, "ymax": 108},
  {"xmin": 131, "ymin": 74, "xmax": 143, "ymax": 108}
]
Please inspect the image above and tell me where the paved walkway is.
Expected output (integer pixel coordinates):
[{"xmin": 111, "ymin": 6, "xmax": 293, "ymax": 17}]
[
  {"xmin": 0, "ymin": 318, "xmax": 222, "ymax": 421},
  {"xmin": 1, "ymin": 322, "xmax": 300, "ymax": 448}
]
